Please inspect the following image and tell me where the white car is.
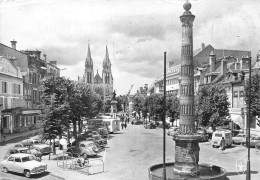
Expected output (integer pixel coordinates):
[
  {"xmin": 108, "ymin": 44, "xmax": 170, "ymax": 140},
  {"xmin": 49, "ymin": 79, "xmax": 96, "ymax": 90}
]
[{"xmin": 1, "ymin": 153, "xmax": 47, "ymax": 178}]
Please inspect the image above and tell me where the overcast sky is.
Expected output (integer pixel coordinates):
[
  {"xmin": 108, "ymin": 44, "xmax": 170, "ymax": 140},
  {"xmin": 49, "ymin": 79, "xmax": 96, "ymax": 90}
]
[{"xmin": 0, "ymin": 0, "xmax": 260, "ymax": 95}]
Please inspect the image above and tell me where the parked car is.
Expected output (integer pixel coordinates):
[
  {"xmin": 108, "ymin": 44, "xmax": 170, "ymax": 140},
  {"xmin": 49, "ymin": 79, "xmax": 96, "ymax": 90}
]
[
  {"xmin": 33, "ymin": 144, "xmax": 52, "ymax": 155},
  {"xmin": 144, "ymin": 123, "xmax": 156, "ymax": 129},
  {"xmin": 167, "ymin": 127, "xmax": 179, "ymax": 136},
  {"xmin": 232, "ymin": 133, "xmax": 247, "ymax": 144},
  {"xmin": 14, "ymin": 142, "xmax": 33, "ymax": 148},
  {"xmin": 133, "ymin": 120, "xmax": 144, "ymax": 125},
  {"xmin": 0, "ymin": 154, "xmax": 47, "ymax": 178},
  {"xmin": 21, "ymin": 139, "xmax": 41, "ymax": 145},
  {"xmin": 206, "ymin": 127, "xmax": 213, "ymax": 139},
  {"xmin": 67, "ymin": 141, "xmax": 99, "ymax": 157},
  {"xmin": 97, "ymin": 128, "xmax": 109, "ymax": 138},
  {"xmin": 5, "ymin": 147, "xmax": 42, "ymax": 160},
  {"xmin": 242, "ymin": 136, "xmax": 260, "ymax": 147},
  {"xmin": 197, "ymin": 129, "xmax": 209, "ymax": 142}
]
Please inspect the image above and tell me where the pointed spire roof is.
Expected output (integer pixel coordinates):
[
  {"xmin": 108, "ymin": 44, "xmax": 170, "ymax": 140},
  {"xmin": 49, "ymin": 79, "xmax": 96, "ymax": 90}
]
[
  {"xmin": 87, "ymin": 44, "xmax": 92, "ymax": 62},
  {"xmin": 103, "ymin": 45, "xmax": 110, "ymax": 63}
]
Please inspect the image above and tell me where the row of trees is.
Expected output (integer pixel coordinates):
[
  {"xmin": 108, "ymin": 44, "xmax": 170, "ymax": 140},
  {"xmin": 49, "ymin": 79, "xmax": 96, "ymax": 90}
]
[
  {"xmin": 132, "ymin": 85, "xmax": 230, "ymax": 129},
  {"xmin": 41, "ymin": 76, "xmax": 103, "ymax": 149},
  {"xmin": 132, "ymin": 73, "xmax": 260, "ymax": 130}
]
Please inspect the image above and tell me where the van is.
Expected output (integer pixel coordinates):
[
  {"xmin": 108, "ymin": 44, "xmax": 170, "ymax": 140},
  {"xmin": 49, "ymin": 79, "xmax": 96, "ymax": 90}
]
[{"xmin": 211, "ymin": 130, "xmax": 233, "ymax": 148}]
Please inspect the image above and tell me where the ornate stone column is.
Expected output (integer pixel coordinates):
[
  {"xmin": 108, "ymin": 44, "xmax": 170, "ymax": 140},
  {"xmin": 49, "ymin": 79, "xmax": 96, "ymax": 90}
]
[{"xmin": 173, "ymin": 1, "xmax": 200, "ymax": 178}]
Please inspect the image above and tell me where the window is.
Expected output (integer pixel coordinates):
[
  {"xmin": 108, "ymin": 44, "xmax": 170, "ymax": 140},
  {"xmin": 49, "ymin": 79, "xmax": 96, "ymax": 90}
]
[
  {"xmin": 8, "ymin": 157, "xmax": 14, "ymax": 161},
  {"xmin": 233, "ymin": 91, "xmax": 238, "ymax": 97},
  {"xmin": 239, "ymin": 91, "xmax": 244, "ymax": 97},
  {"xmin": 80, "ymin": 144, "xmax": 85, "ymax": 148},
  {"xmin": 3, "ymin": 116, "xmax": 8, "ymax": 128},
  {"xmin": 15, "ymin": 158, "xmax": 21, "ymax": 162},
  {"xmin": 2, "ymin": 82, "xmax": 7, "ymax": 93}
]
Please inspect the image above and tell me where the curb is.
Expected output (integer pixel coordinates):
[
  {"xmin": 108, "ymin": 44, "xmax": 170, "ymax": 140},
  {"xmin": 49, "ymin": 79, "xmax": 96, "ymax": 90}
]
[{"xmin": 49, "ymin": 172, "xmax": 66, "ymax": 180}]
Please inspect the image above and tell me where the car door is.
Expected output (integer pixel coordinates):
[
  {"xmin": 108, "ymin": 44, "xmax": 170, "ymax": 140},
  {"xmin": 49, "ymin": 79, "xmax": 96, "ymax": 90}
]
[
  {"xmin": 13, "ymin": 157, "xmax": 23, "ymax": 173},
  {"xmin": 6, "ymin": 156, "xmax": 15, "ymax": 171}
]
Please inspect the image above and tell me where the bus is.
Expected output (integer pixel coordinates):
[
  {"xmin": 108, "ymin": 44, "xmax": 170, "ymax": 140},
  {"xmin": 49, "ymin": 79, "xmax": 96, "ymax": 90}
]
[
  {"xmin": 87, "ymin": 119, "xmax": 104, "ymax": 131},
  {"xmin": 102, "ymin": 118, "xmax": 120, "ymax": 133}
]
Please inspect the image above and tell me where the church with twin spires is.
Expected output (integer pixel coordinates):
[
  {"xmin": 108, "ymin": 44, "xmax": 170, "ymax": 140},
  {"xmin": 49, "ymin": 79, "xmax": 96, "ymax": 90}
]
[{"xmin": 81, "ymin": 44, "xmax": 113, "ymax": 100}]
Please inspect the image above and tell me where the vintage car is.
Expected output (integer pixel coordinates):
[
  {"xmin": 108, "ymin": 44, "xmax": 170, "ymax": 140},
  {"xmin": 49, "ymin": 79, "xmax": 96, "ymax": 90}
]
[
  {"xmin": 197, "ymin": 129, "xmax": 209, "ymax": 142},
  {"xmin": 242, "ymin": 136, "xmax": 260, "ymax": 147},
  {"xmin": 67, "ymin": 141, "xmax": 99, "ymax": 157},
  {"xmin": 4, "ymin": 147, "xmax": 42, "ymax": 160},
  {"xmin": 232, "ymin": 133, "xmax": 247, "ymax": 144},
  {"xmin": 144, "ymin": 123, "xmax": 156, "ymax": 129},
  {"xmin": 167, "ymin": 127, "xmax": 179, "ymax": 136},
  {"xmin": 24, "ymin": 139, "xmax": 42, "ymax": 145},
  {"xmin": 14, "ymin": 142, "xmax": 33, "ymax": 148},
  {"xmin": 0, "ymin": 154, "xmax": 47, "ymax": 178},
  {"xmin": 97, "ymin": 128, "xmax": 109, "ymax": 138},
  {"xmin": 33, "ymin": 144, "xmax": 52, "ymax": 155}
]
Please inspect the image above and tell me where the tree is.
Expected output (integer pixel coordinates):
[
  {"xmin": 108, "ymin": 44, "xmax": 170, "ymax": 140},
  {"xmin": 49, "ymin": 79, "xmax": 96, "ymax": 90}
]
[
  {"xmin": 244, "ymin": 73, "xmax": 260, "ymax": 126},
  {"xmin": 197, "ymin": 85, "xmax": 230, "ymax": 130},
  {"xmin": 166, "ymin": 94, "xmax": 180, "ymax": 126},
  {"xmin": 132, "ymin": 96, "xmax": 145, "ymax": 118},
  {"xmin": 41, "ymin": 76, "xmax": 72, "ymax": 156}
]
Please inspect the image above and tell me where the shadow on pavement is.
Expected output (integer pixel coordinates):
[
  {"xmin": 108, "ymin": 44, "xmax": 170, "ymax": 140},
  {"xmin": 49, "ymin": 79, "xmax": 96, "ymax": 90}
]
[{"xmin": 5, "ymin": 171, "xmax": 50, "ymax": 179}]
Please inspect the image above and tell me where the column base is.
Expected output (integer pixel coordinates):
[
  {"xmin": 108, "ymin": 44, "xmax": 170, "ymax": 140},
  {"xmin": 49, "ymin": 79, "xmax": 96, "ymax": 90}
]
[{"xmin": 173, "ymin": 134, "xmax": 201, "ymax": 178}]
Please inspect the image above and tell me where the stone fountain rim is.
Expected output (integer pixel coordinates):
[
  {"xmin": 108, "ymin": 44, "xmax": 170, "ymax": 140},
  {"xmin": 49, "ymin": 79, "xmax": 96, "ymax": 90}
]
[{"xmin": 148, "ymin": 162, "xmax": 227, "ymax": 180}]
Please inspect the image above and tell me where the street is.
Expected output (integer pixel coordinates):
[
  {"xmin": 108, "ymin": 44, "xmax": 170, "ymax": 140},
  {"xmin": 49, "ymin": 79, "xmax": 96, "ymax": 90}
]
[{"xmin": 1, "ymin": 123, "xmax": 260, "ymax": 180}]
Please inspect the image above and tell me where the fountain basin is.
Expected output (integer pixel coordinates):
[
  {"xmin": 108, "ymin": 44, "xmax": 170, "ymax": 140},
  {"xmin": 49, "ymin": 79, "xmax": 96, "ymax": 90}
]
[{"xmin": 148, "ymin": 162, "xmax": 226, "ymax": 180}]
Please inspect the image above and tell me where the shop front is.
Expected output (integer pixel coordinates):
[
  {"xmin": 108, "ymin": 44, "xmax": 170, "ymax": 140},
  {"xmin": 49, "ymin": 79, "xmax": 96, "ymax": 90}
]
[{"xmin": 1, "ymin": 108, "xmax": 42, "ymax": 134}]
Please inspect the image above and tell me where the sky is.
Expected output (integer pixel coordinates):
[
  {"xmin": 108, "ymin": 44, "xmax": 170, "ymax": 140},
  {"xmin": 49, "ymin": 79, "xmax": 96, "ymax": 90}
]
[{"xmin": 0, "ymin": 0, "xmax": 260, "ymax": 95}]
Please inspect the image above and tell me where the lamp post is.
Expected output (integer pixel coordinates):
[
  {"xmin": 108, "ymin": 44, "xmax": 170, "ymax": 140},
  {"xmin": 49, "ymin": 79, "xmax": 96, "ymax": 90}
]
[{"xmin": 246, "ymin": 56, "xmax": 251, "ymax": 180}]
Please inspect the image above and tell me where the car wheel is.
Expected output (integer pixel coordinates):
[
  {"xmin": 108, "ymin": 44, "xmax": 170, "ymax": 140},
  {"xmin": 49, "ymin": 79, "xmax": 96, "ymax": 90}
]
[
  {"xmin": 24, "ymin": 170, "xmax": 31, "ymax": 178},
  {"xmin": 3, "ymin": 167, "xmax": 8, "ymax": 173},
  {"xmin": 212, "ymin": 145, "xmax": 216, "ymax": 148}
]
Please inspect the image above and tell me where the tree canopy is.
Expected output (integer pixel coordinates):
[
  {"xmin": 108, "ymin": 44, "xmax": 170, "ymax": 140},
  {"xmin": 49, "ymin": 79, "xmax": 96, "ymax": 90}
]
[{"xmin": 196, "ymin": 84, "xmax": 230, "ymax": 129}]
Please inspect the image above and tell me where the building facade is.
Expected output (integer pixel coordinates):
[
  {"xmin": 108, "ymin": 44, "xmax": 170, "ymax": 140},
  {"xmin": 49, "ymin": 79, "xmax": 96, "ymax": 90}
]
[
  {"xmin": 0, "ymin": 56, "xmax": 24, "ymax": 134},
  {"xmin": 0, "ymin": 40, "xmax": 60, "ymax": 134},
  {"xmin": 81, "ymin": 44, "xmax": 113, "ymax": 100}
]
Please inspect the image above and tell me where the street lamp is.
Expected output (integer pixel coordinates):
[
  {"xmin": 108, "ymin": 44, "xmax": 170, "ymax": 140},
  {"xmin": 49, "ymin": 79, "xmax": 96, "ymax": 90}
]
[{"xmin": 246, "ymin": 56, "xmax": 252, "ymax": 180}]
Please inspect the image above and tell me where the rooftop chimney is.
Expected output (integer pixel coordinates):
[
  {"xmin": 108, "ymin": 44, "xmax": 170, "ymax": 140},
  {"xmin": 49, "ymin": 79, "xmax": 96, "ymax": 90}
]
[
  {"xmin": 10, "ymin": 40, "xmax": 17, "ymax": 50},
  {"xmin": 43, "ymin": 54, "xmax": 47, "ymax": 61},
  {"xmin": 201, "ymin": 43, "xmax": 205, "ymax": 50},
  {"xmin": 209, "ymin": 51, "xmax": 216, "ymax": 73}
]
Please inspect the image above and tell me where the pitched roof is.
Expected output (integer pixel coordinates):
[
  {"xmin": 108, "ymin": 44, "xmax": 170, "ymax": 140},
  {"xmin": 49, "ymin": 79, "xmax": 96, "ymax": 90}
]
[{"xmin": 94, "ymin": 70, "xmax": 102, "ymax": 83}]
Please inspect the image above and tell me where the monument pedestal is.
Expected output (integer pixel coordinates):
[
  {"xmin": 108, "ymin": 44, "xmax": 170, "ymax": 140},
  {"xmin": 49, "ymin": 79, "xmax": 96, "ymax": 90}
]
[{"xmin": 173, "ymin": 135, "xmax": 201, "ymax": 179}]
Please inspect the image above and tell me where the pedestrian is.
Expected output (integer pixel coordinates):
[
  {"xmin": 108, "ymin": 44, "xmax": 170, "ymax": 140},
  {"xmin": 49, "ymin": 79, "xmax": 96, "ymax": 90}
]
[
  {"xmin": 125, "ymin": 122, "xmax": 127, "ymax": 129},
  {"xmin": 131, "ymin": 121, "xmax": 134, "ymax": 125},
  {"xmin": 121, "ymin": 122, "xmax": 124, "ymax": 130},
  {"xmin": 220, "ymin": 137, "xmax": 226, "ymax": 153},
  {"xmin": 2, "ymin": 135, "xmax": 6, "ymax": 145}
]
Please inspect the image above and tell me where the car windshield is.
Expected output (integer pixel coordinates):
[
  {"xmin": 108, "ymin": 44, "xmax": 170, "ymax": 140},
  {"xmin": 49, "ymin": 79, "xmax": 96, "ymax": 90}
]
[
  {"xmin": 34, "ymin": 141, "xmax": 40, "ymax": 144},
  {"xmin": 21, "ymin": 155, "xmax": 36, "ymax": 162},
  {"xmin": 20, "ymin": 149, "xmax": 30, "ymax": 153},
  {"xmin": 215, "ymin": 133, "xmax": 222, "ymax": 137}
]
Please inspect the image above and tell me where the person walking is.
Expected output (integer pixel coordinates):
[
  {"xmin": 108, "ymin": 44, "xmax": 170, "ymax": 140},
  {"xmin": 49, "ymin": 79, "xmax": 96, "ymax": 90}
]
[
  {"xmin": 124, "ymin": 122, "xmax": 127, "ymax": 129},
  {"xmin": 121, "ymin": 122, "xmax": 124, "ymax": 130},
  {"xmin": 220, "ymin": 137, "xmax": 226, "ymax": 153}
]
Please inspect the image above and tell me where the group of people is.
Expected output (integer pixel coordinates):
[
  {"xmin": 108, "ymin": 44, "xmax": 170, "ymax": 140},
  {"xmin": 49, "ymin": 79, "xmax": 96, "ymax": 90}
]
[{"xmin": 120, "ymin": 114, "xmax": 130, "ymax": 130}]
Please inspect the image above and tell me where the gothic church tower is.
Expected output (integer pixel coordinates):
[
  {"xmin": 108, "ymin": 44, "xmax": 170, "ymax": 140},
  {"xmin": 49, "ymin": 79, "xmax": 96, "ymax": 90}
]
[
  {"xmin": 84, "ymin": 44, "xmax": 94, "ymax": 86},
  {"xmin": 102, "ymin": 45, "xmax": 113, "ymax": 99}
]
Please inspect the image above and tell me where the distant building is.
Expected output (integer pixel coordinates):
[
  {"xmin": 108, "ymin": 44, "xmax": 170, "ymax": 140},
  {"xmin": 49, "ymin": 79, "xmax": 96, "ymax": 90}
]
[{"xmin": 81, "ymin": 44, "xmax": 113, "ymax": 100}]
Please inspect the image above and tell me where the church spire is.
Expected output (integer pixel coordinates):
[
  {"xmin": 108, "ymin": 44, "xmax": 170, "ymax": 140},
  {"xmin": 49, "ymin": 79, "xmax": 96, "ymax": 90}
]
[
  {"xmin": 103, "ymin": 45, "xmax": 111, "ymax": 68},
  {"xmin": 85, "ymin": 43, "xmax": 93, "ymax": 69}
]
